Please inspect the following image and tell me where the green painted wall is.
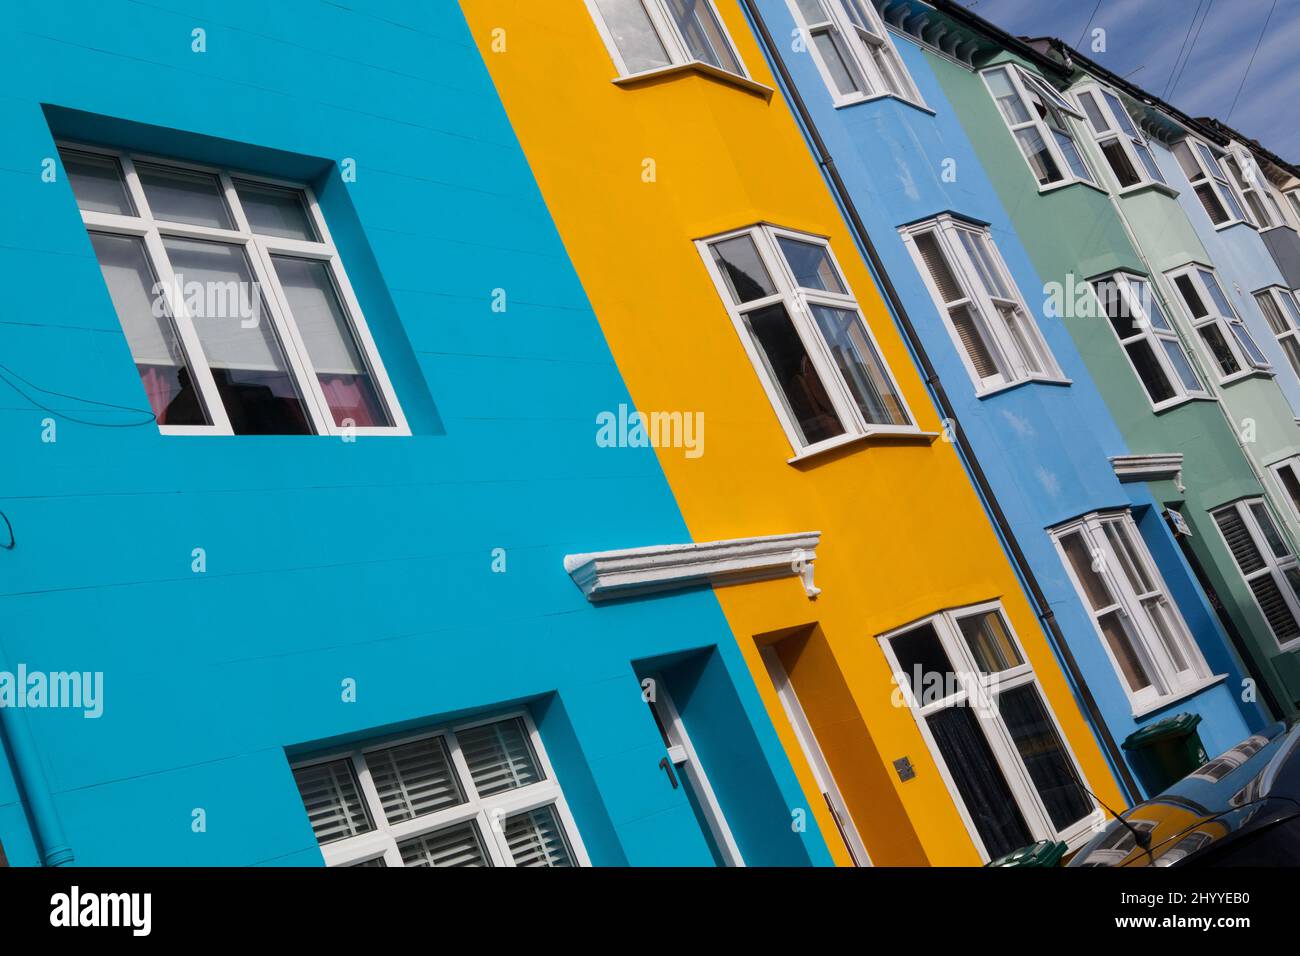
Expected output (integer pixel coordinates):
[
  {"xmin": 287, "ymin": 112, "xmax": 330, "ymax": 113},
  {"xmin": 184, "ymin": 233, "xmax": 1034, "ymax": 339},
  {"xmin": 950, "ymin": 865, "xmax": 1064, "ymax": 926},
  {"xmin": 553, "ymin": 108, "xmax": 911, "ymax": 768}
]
[{"xmin": 927, "ymin": 48, "xmax": 1300, "ymax": 715}]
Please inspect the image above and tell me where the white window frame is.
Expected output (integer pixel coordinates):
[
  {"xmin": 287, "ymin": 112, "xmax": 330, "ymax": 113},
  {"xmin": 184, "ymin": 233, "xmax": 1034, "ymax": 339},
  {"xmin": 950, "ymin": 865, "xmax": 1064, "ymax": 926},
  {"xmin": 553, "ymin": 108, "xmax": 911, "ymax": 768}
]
[
  {"xmin": 1172, "ymin": 137, "xmax": 1252, "ymax": 230},
  {"xmin": 1225, "ymin": 146, "xmax": 1289, "ymax": 231},
  {"xmin": 1167, "ymin": 264, "xmax": 1271, "ymax": 382},
  {"xmin": 1253, "ymin": 286, "xmax": 1300, "ymax": 382},
  {"xmin": 586, "ymin": 0, "xmax": 749, "ymax": 80},
  {"xmin": 1286, "ymin": 188, "xmax": 1300, "ymax": 228},
  {"xmin": 980, "ymin": 64, "xmax": 1097, "ymax": 192},
  {"xmin": 62, "ymin": 141, "xmax": 408, "ymax": 438},
  {"xmin": 646, "ymin": 675, "xmax": 745, "ymax": 866},
  {"xmin": 901, "ymin": 214, "xmax": 1065, "ymax": 395},
  {"xmin": 1089, "ymin": 271, "xmax": 1207, "ymax": 411},
  {"xmin": 760, "ymin": 644, "xmax": 872, "ymax": 866},
  {"xmin": 697, "ymin": 223, "xmax": 918, "ymax": 458},
  {"xmin": 1051, "ymin": 511, "xmax": 1215, "ymax": 715},
  {"xmin": 878, "ymin": 601, "xmax": 1101, "ymax": 861},
  {"xmin": 1212, "ymin": 498, "xmax": 1300, "ymax": 652},
  {"xmin": 786, "ymin": 0, "xmax": 924, "ymax": 109},
  {"xmin": 292, "ymin": 710, "xmax": 590, "ymax": 868},
  {"xmin": 1270, "ymin": 456, "xmax": 1300, "ymax": 526},
  {"xmin": 1073, "ymin": 83, "xmax": 1171, "ymax": 194}
]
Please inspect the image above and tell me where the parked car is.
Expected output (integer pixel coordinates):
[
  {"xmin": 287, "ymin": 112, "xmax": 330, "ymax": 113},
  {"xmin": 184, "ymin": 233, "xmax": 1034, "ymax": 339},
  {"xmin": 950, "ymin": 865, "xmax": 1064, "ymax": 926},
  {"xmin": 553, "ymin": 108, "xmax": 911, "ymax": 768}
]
[{"xmin": 1069, "ymin": 719, "xmax": 1300, "ymax": 866}]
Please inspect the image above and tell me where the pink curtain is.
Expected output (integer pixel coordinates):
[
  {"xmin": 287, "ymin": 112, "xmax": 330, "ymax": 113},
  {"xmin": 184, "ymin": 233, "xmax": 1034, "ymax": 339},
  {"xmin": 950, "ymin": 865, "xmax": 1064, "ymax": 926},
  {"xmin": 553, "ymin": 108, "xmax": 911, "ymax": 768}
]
[
  {"xmin": 319, "ymin": 375, "xmax": 380, "ymax": 427},
  {"xmin": 138, "ymin": 366, "xmax": 178, "ymax": 424}
]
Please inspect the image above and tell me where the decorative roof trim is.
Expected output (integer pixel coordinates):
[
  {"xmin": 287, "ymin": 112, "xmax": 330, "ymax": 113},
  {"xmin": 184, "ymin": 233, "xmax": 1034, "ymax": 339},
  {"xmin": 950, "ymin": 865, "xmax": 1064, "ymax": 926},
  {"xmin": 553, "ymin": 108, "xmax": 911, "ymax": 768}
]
[
  {"xmin": 564, "ymin": 532, "xmax": 822, "ymax": 603},
  {"xmin": 1110, "ymin": 453, "xmax": 1185, "ymax": 490}
]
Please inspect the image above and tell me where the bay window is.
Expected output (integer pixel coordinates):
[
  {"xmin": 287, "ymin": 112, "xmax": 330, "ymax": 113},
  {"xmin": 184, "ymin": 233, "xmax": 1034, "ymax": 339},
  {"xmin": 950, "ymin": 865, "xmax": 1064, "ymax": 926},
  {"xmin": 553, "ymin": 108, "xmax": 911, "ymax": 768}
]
[
  {"xmin": 1224, "ymin": 148, "xmax": 1288, "ymax": 230},
  {"xmin": 1269, "ymin": 457, "xmax": 1300, "ymax": 527},
  {"xmin": 1172, "ymin": 139, "xmax": 1249, "ymax": 227},
  {"xmin": 1074, "ymin": 84, "xmax": 1168, "ymax": 191},
  {"xmin": 1253, "ymin": 287, "xmax": 1300, "ymax": 380},
  {"xmin": 587, "ymin": 0, "xmax": 746, "ymax": 79},
  {"xmin": 903, "ymin": 216, "xmax": 1063, "ymax": 394},
  {"xmin": 1213, "ymin": 499, "xmax": 1300, "ymax": 651},
  {"xmin": 1052, "ymin": 512, "xmax": 1215, "ymax": 714},
  {"xmin": 981, "ymin": 64, "xmax": 1095, "ymax": 189},
  {"xmin": 787, "ymin": 0, "xmax": 922, "ymax": 107},
  {"xmin": 1091, "ymin": 272, "xmax": 1205, "ymax": 408},
  {"xmin": 881, "ymin": 602, "xmax": 1097, "ymax": 861},
  {"xmin": 699, "ymin": 224, "xmax": 914, "ymax": 455},
  {"xmin": 292, "ymin": 712, "xmax": 589, "ymax": 867},
  {"xmin": 1168, "ymin": 265, "xmax": 1270, "ymax": 380},
  {"xmin": 63, "ymin": 144, "xmax": 405, "ymax": 436}
]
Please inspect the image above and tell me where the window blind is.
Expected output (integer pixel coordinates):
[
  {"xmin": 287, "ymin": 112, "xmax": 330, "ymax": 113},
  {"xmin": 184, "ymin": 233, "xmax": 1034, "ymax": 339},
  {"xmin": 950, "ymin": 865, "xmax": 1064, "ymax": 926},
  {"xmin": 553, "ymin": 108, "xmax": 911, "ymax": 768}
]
[
  {"xmin": 504, "ymin": 805, "xmax": 574, "ymax": 867},
  {"xmin": 292, "ymin": 759, "xmax": 373, "ymax": 844},
  {"xmin": 458, "ymin": 718, "xmax": 542, "ymax": 796},
  {"xmin": 365, "ymin": 736, "xmax": 465, "ymax": 824},
  {"xmin": 398, "ymin": 821, "xmax": 490, "ymax": 868}
]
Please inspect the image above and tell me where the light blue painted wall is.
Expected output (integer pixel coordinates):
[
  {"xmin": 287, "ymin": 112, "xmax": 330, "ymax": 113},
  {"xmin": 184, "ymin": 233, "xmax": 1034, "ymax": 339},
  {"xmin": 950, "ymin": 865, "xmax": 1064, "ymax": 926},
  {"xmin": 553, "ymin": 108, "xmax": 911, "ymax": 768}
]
[
  {"xmin": 748, "ymin": 0, "xmax": 1257, "ymax": 792},
  {"xmin": 0, "ymin": 1, "xmax": 828, "ymax": 867}
]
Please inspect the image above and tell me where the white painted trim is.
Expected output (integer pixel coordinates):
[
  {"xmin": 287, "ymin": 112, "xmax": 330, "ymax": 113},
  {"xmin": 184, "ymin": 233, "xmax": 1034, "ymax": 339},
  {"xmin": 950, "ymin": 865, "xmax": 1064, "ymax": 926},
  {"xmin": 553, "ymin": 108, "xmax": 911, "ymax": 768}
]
[
  {"xmin": 564, "ymin": 531, "xmax": 821, "ymax": 602},
  {"xmin": 1110, "ymin": 453, "xmax": 1185, "ymax": 490}
]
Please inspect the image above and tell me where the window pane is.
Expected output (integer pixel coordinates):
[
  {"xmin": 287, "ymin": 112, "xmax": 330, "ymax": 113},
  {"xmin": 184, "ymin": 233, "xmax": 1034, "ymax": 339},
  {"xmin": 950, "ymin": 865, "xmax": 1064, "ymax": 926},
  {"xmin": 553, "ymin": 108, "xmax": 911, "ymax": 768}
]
[
  {"xmin": 1215, "ymin": 507, "xmax": 1266, "ymax": 574},
  {"xmin": 1102, "ymin": 521, "xmax": 1154, "ymax": 594},
  {"xmin": 998, "ymin": 304, "xmax": 1046, "ymax": 375},
  {"xmin": 1174, "ymin": 274, "xmax": 1207, "ymax": 317},
  {"xmin": 136, "ymin": 163, "xmax": 234, "ymax": 229},
  {"xmin": 1144, "ymin": 598, "xmax": 1190, "ymax": 673},
  {"xmin": 710, "ymin": 235, "xmax": 777, "ymax": 304},
  {"xmin": 457, "ymin": 718, "xmax": 542, "ymax": 796},
  {"xmin": 1078, "ymin": 91, "xmax": 1109, "ymax": 133},
  {"xmin": 999, "ymin": 684, "xmax": 1091, "ymax": 830},
  {"xmin": 1196, "ymin": 142, "xmax": 1225, "ymax": 178},
  {"xmin": 1194, "ymin": 184, "xmax": 1230, "ymax": 224},
  {"xmin": 1015, "ymin": 128, "xmax": 1062, "ymax": 185},
  {"xmin": 272, "ymin": 255, "xmax": 392, "ymax": 427},
  {"xmin": 1098, "ymin": 610, "xmax": 1153, "ymax": 692},
  {"xmin": 958, "ymin": 231, "xmax": 1009, "ymax": 299},
  {"xmin": 958, "ymin": 610, "xmax": 1022, "ymax": 673},
  {"xmin": 592, "ymin": 0, "xmax": 672, "ymax": 73},
  {"xmin": 791, "ymin": 0, "xmax": 830, "ymax": 22},
  {"xmin": 235, "ymin": 181, "xmax": 319, "ymax": 241},
  {"xmin": 1249, "ymin": 575, "xmax": 1300, "ymax": 642},
  {"xmin": 292, "ymin": 759, "xmax": 373, "ymax": 844},
  {"xmin": 986, "ymin": 68, "xmax": 1031, "ymax": 125},
  {"xmin": 1060, "ymin": 531, "xmax": 1115, "ymax": 610},
  {"xmin": 1281, "ymin": 337, "xmax": 1300, "ymax": 380},
  {"xmin": 1217, "ymin": 183, "xmax": 1248, "ymax": 222},
  {"xmin": 808, "ymin": 304, "xmax": 909, "ymax": 426},
  {"xmin": 1277, "ymin": 464, "xmax": 1300, "ymax": 519},
  {"xmin": 1199, "ymin": 271, "xmax": 1236, "ymax": 317},
  {"xmin": 1249, "ymin": 503, "xmax": 1289, "ymax": 559},
  {"xmin": 504, "ymin": 805, "xmax": 575, "ymax": 866},
  {"xmin": 912, "ymin": 231, "xmax": 964, "ymax": 303},
  {"xmin": 1198, "ymin": 324, "xmax": 1240, "ymax": 376},
  {"xmin": 1172, "ymin": 141, "xmax": 1201, "ymax": 180},
  {"xmin": 1125, "ymin": 341, "xmax": 1175, "ymax": 403},
  {"xmin": 61, "ymin": 150, "xmax": 135, "ymax": 215},
  {"xmin": 743, "ymin": 302, "xmax": 844, "ymax": 445},
  {"xmin": 950, "ymin": 305, "xmax": 1002, "ymax": 380},
  {"xmin": 890, "ymin": 622, "xmax": 955, "ymax": 698},
  {"xmin": 162, "ymin": 236, "xmax": 312, "ymax": 434},
  {"xmin": 398, "ymin": 821, "xmax": 491, "ymax": 867},
  {"xmin": 1160, "ymin": 338, "xmax": 1203, "ymax": 393},
  {"xmin": 663, "ymin": 0, "xmax": 742, "ymax": 74},
  {"xmin": 1132, "ymin": 280, "xmax": 1171, "ymax": 331},
  {"xmin": 1102, "ymin": 91, "xmax": 1139, "ymax": 138},
  {"xmin": 812, "ymin": 30, "xmax": 866, "ymax": 97},
  {"xmin": 927, "ymin": 706, "xmax": 1033, "ymax": 859},
  {"xmin": 777, "ymin": 236, "xmax": 846, "ymax": 293},
  {"xmin": 1101, "ymin": 139, "xmax": 1140, "ymax": 188},
  {"xmin": 89, "ymin": 232, "xmax": 210, "ymax": 426},
  {"xmin": 1256, "ymin": 291, "xmax": 1290, "ymax": 335},
  {"xmin": 1229, "ymin": 321, "xmax": 1268, "ymax": 368},
  {"xmin": 1133, "ymin": 142, "xmax": 1167, "ymax": 184},
  {"xmin": 1053, "ymin": 129, "xmax": 1092, "ymax": 182},
  {"xmin": 365, "ymin": 735, "xmax": 464, "ymax": 824},
  {"xmin": 1095, "ymin": 279, "xmax": 1136, "ymax": 338}
]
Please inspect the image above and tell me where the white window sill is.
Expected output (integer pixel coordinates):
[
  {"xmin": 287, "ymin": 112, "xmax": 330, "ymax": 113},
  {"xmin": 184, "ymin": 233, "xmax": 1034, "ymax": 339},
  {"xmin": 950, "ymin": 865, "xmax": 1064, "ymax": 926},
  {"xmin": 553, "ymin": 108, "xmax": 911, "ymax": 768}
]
[
  {"xmin": 1150, "ymin": 393, "xmax": 1218, "ymax": 415},
  {"xmin": 1117, "ymin": 181, "xmax": 1181, "ymax": 201},
  {"xmin": 833, "ymin": 91, "xmax": 934, "ymax": 115},
  {"xmin": 612, "ymin": 62, "xmax": 773, "ymax": 99},
  {"xmin": 1059, "ymin": 808, "xmax": 1108, "ymax": 850},
  {"xmin": 1129, "ymin": 673, "xmax": 1229, "ymax": 720},
  {"xmin": 787, "ymin": 427, "xmax": 938, "ymax": 465},
  {"xmin": 974, "ymin": 375, "xmax": 1073, "ymax": 399},
  {"xmin": 1037, "ymin": 178, "xmax": 1109, "ymax": 198},
  {"xmin": 1218, "ymin": 368, "xmax": 1274, "ymax": 387},
  {"xmin": 1213, "ymin": 218, "xmax": 1257, "ymax": 233}
]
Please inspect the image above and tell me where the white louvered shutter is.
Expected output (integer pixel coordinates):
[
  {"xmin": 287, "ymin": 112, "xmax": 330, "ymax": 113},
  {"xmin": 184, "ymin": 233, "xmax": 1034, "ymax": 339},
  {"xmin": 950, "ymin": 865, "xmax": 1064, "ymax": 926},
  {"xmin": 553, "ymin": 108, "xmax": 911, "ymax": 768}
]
[
  {"xmin": 399, "ymin": 822, "xmax": 491, "ymax": 867},
  {"xmin": 504, "ymin": 805, "xmax": 574, "ymax": 867},
  {"xmin": 292, "ymin": 759, "xmax": 373, "ymax": 844},
  {"xmin": 365, "ymin": 736, "xmax": 465, "ymax": 824},
  {"xmin": 458, "ymin": 719, "xmax": 542, "ymax": 796}
]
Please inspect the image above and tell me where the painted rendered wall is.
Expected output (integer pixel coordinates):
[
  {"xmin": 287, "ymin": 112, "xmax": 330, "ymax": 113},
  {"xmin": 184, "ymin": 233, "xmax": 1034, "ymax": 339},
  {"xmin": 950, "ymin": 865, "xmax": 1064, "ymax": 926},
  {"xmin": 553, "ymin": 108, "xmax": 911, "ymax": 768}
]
[
  {"xmin": 0, "ymin": 0, "xmax": 826, "ymax": 867},
  {"xmin": 746, "ymin": 1, "xmax": 1257, "ymax": 788},
  {"xmin": 461, "ymin": 0, "xmax": 1129, "ymax": 865}
]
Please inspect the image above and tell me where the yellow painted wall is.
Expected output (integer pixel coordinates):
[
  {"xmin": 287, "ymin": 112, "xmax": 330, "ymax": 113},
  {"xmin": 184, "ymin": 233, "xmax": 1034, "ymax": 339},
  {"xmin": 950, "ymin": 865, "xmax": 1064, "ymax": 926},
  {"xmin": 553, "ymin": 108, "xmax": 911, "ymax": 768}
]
[{"xmin": 461, "ymin": 0, "xmax": 1126, "ymax": 865}]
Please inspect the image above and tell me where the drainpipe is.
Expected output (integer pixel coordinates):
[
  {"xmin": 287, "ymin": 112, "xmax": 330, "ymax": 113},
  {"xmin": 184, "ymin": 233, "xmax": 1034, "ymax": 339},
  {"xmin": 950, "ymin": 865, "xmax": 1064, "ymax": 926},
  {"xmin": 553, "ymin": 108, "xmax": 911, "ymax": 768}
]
[
  {"xmin": 740, "ymin": 0, "xmax": 1142, "ymax": 804},
  {"xmin": 0, "ymin": 644, "xmax": 74, "ymax": 865}
]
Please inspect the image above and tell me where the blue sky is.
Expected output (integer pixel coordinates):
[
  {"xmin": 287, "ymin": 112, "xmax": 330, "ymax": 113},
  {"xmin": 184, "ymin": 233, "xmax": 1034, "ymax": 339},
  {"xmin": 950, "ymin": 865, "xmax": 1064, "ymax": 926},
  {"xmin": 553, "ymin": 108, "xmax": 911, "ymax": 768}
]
[{"xmin": 958, "ymin": 0, "xmax": 1300, "ymax": 161}]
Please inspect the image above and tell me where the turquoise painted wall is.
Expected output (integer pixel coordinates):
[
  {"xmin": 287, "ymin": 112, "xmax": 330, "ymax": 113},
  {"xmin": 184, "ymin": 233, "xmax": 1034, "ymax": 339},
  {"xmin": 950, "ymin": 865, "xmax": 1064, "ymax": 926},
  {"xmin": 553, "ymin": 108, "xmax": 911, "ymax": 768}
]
[{"xmin": 0, "ymin": 1, "xmax": 828, "ymax": 866}]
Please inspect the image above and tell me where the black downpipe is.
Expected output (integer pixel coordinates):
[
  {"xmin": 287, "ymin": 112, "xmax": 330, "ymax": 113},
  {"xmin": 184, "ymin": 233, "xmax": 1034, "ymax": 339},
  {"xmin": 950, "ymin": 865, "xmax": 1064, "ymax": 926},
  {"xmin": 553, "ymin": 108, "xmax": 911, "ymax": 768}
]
[{"xmin": 740, "ymin": 0, "xmax": 1142, "ymax": 805}]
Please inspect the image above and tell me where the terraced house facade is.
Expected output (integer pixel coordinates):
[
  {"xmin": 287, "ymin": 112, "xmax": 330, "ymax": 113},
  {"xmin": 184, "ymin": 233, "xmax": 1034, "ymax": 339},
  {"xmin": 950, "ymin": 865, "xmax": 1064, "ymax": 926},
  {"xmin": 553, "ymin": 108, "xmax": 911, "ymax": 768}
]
[{"xmin": 2, "ymin": 0, "xmax": 1297, "ymax": 869}]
